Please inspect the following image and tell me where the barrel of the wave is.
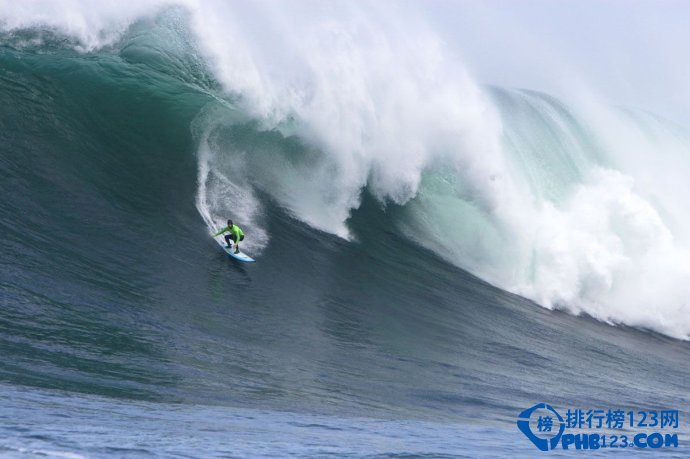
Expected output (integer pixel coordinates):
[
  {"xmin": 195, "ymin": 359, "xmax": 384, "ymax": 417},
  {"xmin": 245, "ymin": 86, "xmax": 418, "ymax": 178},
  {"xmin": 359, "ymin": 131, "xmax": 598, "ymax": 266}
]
[{"xmin": 212, "ymin": 220, "xmax": 255, "ymax": 263}]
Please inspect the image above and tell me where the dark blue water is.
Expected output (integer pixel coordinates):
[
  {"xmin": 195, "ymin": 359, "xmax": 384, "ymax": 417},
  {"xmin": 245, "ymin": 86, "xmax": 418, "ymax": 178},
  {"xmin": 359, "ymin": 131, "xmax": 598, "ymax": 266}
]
[{"xmin": 1, "ymin": 18, "xmax": 689, "ymax": 458}]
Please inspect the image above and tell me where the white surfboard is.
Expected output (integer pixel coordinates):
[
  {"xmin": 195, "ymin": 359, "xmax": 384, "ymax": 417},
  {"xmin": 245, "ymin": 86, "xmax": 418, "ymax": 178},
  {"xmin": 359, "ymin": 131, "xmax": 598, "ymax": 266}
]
[{"xmin": 222, "ymin": 244, "xmax": 255, "ymax": 263}]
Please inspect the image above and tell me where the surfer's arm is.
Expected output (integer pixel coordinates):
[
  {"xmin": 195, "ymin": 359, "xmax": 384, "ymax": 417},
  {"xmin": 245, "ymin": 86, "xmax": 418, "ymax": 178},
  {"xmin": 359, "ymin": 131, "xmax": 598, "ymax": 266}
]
[{"xmin": 212, "ymin": 226, "xmax": 229, "ymax": 237}]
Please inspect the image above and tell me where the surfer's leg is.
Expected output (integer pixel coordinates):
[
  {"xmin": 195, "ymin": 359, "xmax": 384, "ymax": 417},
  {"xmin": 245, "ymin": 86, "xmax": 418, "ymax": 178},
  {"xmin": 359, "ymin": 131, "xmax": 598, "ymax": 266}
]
[{"xmin": 224, "ymin": 234, "xmax": 234, "ymax": 247}]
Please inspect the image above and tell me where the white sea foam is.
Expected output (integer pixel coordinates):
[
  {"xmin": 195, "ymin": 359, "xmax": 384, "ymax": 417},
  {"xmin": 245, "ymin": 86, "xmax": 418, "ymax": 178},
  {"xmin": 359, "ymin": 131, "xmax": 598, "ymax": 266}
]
[{"xmin": 0, "ymin": 0, "xmax": 178, "ymax": 50}]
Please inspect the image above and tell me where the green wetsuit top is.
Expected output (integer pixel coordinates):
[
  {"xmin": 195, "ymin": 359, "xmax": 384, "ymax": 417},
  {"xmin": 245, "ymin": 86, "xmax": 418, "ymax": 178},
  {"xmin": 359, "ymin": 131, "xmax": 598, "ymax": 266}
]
[{"xmin": 213, "ymin": 224, "xmax": 244, "ymax": 240}]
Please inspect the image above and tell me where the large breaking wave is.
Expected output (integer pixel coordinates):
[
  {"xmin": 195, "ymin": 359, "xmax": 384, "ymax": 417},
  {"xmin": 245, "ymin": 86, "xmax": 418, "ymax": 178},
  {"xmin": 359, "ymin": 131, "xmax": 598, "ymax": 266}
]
[{"xmin": 3, "ymin": 0, "xmax": 690, "ymax": 339}]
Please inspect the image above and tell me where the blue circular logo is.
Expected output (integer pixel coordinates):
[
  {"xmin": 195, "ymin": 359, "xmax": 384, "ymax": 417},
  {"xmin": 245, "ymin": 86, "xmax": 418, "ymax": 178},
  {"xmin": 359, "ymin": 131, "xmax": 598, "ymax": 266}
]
[{"xmin": 517, "ymin": 403, "xmax": 565, "ymax": 451}]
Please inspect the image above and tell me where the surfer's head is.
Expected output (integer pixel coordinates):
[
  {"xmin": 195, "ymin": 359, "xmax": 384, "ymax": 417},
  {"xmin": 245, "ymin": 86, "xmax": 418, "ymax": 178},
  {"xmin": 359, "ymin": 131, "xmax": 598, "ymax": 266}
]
[{"xmin": 227, "ymin": 219, "xmax": 233, "ymax": 227}]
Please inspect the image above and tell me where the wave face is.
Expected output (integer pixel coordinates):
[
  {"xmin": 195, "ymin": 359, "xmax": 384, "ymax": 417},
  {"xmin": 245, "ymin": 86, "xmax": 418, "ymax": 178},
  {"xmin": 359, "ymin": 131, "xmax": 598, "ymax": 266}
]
[{"xmin": 2, "ymin": 2, "xmax": 690, "ymax": 456}]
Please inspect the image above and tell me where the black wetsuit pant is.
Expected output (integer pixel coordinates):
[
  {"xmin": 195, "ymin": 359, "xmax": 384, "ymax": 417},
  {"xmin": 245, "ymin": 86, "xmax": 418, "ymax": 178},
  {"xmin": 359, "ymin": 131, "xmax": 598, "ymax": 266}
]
[{"xmin": 224, "ymin": 234, "xmax": 244, "ymax": 246}]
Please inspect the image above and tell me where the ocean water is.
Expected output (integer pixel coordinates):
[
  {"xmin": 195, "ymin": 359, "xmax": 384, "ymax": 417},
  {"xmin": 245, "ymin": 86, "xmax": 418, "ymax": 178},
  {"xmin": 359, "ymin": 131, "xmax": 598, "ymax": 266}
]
[{"xmin": 1, "ymin": 2, "xmax": 690, "ymax": 457}]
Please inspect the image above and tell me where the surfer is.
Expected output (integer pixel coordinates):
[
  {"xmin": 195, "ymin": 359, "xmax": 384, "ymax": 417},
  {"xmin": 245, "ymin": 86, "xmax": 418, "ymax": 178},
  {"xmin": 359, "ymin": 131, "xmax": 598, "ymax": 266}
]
[{"xmin": 213, "ymin": 219, "xmax": 245, "ymax": 254}]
